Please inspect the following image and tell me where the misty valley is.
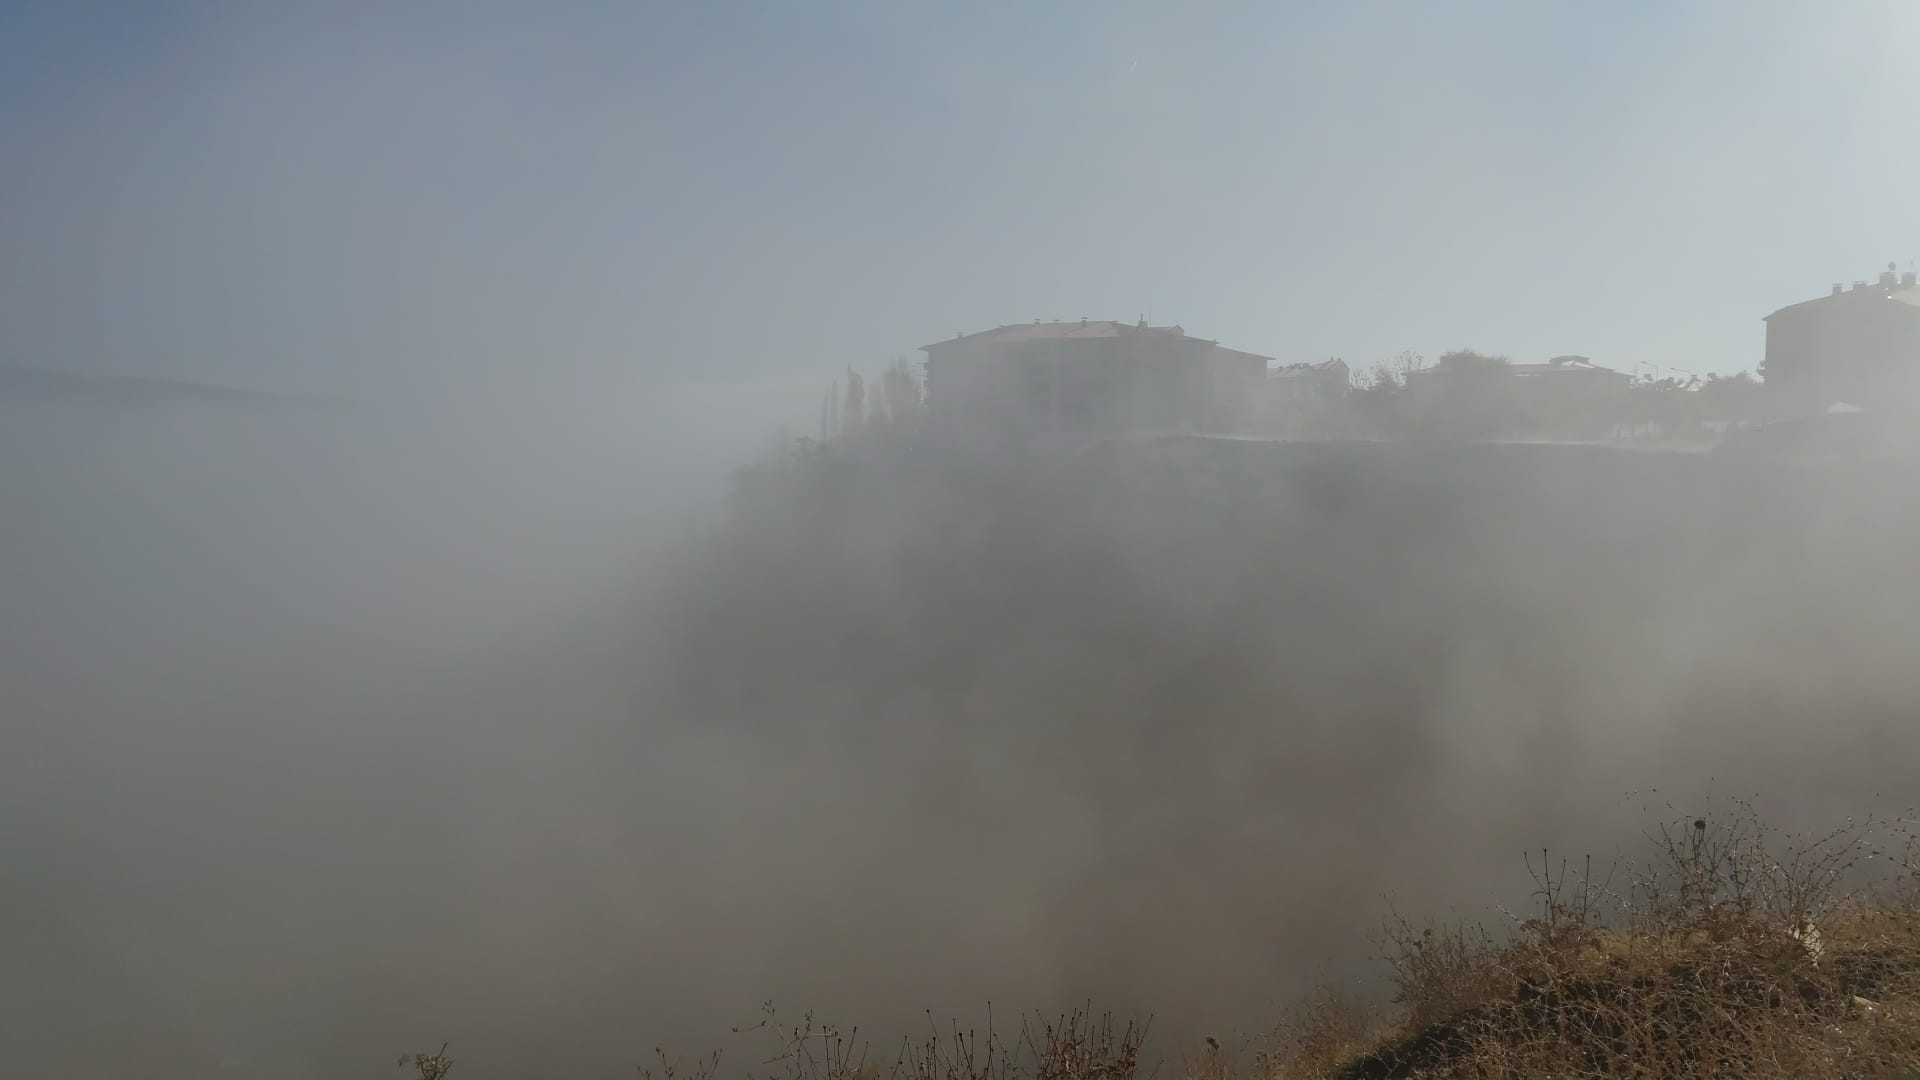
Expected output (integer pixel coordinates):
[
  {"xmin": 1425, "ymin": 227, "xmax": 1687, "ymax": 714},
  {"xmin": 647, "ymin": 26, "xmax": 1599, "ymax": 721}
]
[
  {"xmin": 9, "ymin": 391, "xmax": 1920, "ymax": 1076},
  {"xmin": 7, "ymin": 5, "xmax": 1920, "ymax": 1076}
]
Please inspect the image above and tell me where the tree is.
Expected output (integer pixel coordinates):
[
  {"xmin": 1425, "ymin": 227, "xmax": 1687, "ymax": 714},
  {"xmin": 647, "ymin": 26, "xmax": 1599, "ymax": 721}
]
[
  {"xmin": 1418, "ymin": 350, "xmax": 1519, "ymax": 441},
  {"xmin": 1697, "ymin": 371, "xmax": 1761, "ymax": 423},
  {"xmin": 880, "ymin": 356, "xmax": 922, "ymax": 424},
  {"xmin": 843, "ymin": 368, "xmax": 865, "ymax": 430},
  {"xmin": 816, "ymin": 359, "xmax": 923, "ymax": 443},
  {"xmin": 1431, "ymin": 349, "xmax": 1510, "ymax": 378}
]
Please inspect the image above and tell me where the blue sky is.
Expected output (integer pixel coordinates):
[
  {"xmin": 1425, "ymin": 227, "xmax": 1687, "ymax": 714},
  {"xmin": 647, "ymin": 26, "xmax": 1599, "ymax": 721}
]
[{"xmin": 2, "ymin": 2, "xmax": 1917, "ymax": 402}]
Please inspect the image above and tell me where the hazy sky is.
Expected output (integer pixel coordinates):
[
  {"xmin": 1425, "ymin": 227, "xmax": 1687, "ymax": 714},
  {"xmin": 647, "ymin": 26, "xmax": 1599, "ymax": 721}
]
[{"xmin": 3, "ymin": 2, "xmax": 1917, "ymax": 399}]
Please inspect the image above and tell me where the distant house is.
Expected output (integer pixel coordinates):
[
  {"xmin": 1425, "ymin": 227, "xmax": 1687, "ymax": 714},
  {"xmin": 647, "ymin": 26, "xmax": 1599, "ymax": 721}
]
[
  {"xmin": 920, "ymin": 319, "xmax": 1270, "ymax": 444},
  {"xmin": 1261, "ymin": 359, "xmax": 1350, "ymax": 435},
  {"xmin": 1406, "ymin": 354, "xmax": 1628, "ymax": 398},
  {"xmin": 1506, "ymin": 355, "xmax": 1631, "ymax": 401},
  {"xmin": 1404, "ymin": 354, "xmax": 1629, "ymax": 438},
  {"xmin": 1267, "ymin": 359, "xmax": 1351, "ymax": 405},
  {"xmin": 1763, "ymin": 264, "xmax": 1920, "ymax": 415}
]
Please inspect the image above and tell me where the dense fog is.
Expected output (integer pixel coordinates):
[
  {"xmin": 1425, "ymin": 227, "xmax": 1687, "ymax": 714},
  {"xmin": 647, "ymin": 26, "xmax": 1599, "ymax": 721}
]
[
  {"xmin": 0, "ymin": 384, "xmax": 782, "ymax": 1076},
  {"xmin": 8, "ymin": 389, "xmax": 1920, "ymax": 1077},
  {"xmin": 6, "ymin": 5, "xmax": 1920, "ymax": 1078}
]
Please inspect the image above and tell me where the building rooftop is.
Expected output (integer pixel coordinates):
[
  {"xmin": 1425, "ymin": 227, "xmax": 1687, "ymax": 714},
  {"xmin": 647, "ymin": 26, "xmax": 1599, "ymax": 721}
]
[
  {"xmin": 1270, "ymin": 359, "xmax": 1349, "ymax": 378},
  {"xmin": 1766, "ymin": 265, "xmax": 1920, "ymax": 320},
  {"xmin": 922, "ymin": 320, "xmax": 1272, "ymax": 361},
  {"xmin": 1509, "ymin": 356, "xmax": 1626, "ymax": 377}
]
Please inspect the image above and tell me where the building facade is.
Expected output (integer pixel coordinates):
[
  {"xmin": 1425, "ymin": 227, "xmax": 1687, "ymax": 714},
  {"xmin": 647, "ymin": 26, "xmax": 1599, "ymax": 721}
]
[
  {"xmin": 921, "ymin": 319, "xmax": 1270, "ymax": 445},
  {"xmin": 1263, "ymin": 359, "xmax": 1351, "ymax": 435},
  {"xmin": 1267, "ymin": 359, "xmax": 1351, "ymax": 406},
  {"xmin": 1764, "ymin": 264, "xmax": 1920, "ymax": 415}
]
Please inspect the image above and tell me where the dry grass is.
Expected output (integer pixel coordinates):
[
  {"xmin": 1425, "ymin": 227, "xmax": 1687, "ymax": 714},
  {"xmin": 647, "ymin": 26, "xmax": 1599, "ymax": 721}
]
[
  {"xmin": 397, "ymin": 1043, "xmax": 454, "ymax": 1079},
  {"xmin": 399, "ymin": 810, "xmax": 1920, "ymax": 1079},
  {"xmin": 640, "ymin": 1004, "xmax": 1150, "ymax": 1080},
  {"xmin": 1284, "ymin": 808, "xmax": 1920, "ymax": 1079}
]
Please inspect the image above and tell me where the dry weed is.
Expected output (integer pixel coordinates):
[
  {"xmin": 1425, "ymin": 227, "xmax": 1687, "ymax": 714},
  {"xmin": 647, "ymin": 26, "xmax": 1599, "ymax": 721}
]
[
  {"xmin": 396, "ymin": 1043, "xmax": 453, "ymax": 1079},
  {"xmin": 1336, "ymin": 806, "xmax": 1920, "ymax": 1078},
  {"xmin": 398, "ymin": 809, "xmax": 1920, "ymax": 1079}
]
